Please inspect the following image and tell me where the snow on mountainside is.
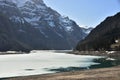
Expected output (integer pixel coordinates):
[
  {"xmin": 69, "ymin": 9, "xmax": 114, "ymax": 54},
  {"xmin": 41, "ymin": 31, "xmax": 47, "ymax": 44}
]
[
  {"xmin": 81, "ymin": 27, "xmax": 93, "ymax": 34},
  {"xmin": 0, "ymin": 0, "xmax": 87, "ymax": 51}
]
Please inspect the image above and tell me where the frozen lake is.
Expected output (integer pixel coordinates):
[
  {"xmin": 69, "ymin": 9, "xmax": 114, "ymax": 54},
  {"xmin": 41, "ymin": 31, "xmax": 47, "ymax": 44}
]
[{"xmin": 0, "ymin": 50, "xmax": 101, "ymax": 78}]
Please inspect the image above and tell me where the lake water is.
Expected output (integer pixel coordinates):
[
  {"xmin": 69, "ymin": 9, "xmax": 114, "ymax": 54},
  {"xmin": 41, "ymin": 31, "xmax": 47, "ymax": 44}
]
[{"xmin": 0, "ymin": 50, "xmax": 106, "ymax": 78}]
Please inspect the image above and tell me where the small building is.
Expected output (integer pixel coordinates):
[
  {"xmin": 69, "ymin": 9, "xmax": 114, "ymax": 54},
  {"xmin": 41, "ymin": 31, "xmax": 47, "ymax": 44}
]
[{"xmin": 111, "ymin": 39, "xmax": 120, "ymax": 50}]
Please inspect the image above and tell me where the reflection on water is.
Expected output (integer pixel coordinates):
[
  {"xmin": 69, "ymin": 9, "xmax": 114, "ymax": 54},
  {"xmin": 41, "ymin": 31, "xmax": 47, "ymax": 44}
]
[
  {"xmin": 90, "ymin": 58, "xmax": 120, "ymax": 69},
  {"xmin": 48, "ymin": 67, "xmax": 89, "ymax": 72}
]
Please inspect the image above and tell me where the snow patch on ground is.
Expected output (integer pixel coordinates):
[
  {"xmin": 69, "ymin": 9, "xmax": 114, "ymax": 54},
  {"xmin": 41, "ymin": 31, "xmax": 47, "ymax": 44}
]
[
  {"xmin": 106, "ymin": 51, "xmax": 116, "ymax": 54},
  {"xmin": 106, "ymin": 58, "xmax": 116, "ymax": 61}
]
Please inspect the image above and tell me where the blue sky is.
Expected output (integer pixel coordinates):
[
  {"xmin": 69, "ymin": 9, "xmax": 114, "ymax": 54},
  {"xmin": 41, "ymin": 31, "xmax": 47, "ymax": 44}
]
[{"xmin": 44, "ymin": 0, "xmax": 120, "ymax": 27}]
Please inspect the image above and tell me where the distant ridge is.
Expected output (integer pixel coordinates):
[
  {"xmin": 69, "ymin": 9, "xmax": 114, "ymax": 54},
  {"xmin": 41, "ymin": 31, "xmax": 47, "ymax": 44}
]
[{"xmin": 76, "ymin": 12, "xmax": 120, "ymax": 51}]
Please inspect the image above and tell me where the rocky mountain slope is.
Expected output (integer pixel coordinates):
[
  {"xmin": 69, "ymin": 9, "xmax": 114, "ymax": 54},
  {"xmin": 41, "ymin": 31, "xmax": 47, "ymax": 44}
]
[
  {"xmin": 76, "ymin": 12, "xmax": 120, "ymax": 51},
  {"xmin": 0, "ymin": 0, "xmax": 86, "ymax": 51}
]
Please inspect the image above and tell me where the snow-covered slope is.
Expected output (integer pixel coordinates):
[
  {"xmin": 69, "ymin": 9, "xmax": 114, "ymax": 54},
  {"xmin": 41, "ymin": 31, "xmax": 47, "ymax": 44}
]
[
  {"xmin": 82, "ymin": 27, "xmax": 93, "ymax": 34},
  {"xmin": 0, "ymin": 0, "xmax": 86, "ymax": 51}
]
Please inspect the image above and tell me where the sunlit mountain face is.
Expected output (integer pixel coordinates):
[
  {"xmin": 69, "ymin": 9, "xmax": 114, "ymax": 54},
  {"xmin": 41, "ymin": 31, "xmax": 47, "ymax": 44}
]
[{"xmin": 0, "ymin": 0, "xmax": 87, "ymax": 51}]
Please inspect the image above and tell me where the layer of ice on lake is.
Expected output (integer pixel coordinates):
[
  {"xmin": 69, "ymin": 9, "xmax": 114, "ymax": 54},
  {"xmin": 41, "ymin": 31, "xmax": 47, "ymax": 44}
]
[{"xmin": 0, "ymin": 50, "xmax": 101, "ymax": 78}]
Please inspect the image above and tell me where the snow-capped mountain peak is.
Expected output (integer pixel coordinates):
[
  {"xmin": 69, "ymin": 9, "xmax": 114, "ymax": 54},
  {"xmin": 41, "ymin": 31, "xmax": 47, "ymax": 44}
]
[
  {"xmin": 9, "ymin": 0, "xmax": 44, "ymax": 7},
  {"xmin": 82, "ymin": 27, "xmax": 93, "ymax": 34},
  {"xmin": 9, "ymin": 0, "xmax": 28, "ymax": 7},
  {"xmin": 0, "ymin": 0, "xmax": 87, "ymax": 50}
]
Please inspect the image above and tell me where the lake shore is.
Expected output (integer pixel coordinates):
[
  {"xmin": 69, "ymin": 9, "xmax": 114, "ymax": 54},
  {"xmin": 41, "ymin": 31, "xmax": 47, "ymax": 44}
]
[
  {"xmin": 1, "ymin": 50, "xmax": 120, "ymax": 80},
  {"xmin": 70, "ymin": 51, "xmax": 120, "ymax": 59},
  {"xmin": 3, "ymin": 65, "xmax": 120, "ymax": 80}
]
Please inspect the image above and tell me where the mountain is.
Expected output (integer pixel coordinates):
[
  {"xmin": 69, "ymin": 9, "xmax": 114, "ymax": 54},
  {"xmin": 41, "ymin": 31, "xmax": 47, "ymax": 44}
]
[
  {"xmin": 0, "ymin": 0, "xmax": 86, "ymax": 52},
  {"xmin": 76, "ymin": 12, "xmax": 120, "ymax": 51},
  {"xmin": 81, "ymin": 27, "xmax": 93, "ymax": 34}
]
